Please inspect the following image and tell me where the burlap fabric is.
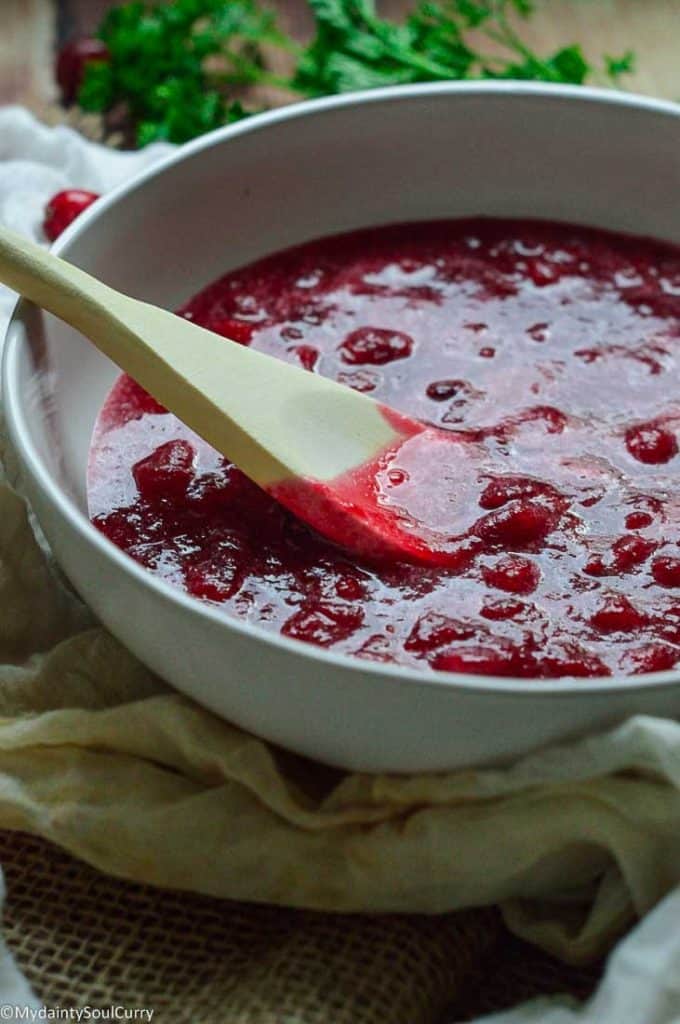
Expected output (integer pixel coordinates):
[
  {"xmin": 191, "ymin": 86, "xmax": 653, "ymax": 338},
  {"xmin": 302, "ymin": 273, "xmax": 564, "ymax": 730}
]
[{"xmin": 0, "ymin": 831, "xmax": 603, "ymax": 1022}]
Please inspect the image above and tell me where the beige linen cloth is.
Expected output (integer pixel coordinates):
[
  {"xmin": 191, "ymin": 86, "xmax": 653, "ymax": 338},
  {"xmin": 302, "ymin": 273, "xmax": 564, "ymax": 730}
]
[{"xmin": 0, "ymin": 108, "xmax": 679, "ymax": 1021}]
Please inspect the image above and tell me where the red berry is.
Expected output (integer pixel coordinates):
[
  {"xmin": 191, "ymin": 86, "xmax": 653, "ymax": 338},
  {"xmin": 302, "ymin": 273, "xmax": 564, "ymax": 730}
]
[
  {"xmin": 282, "ymin": 601, "xmax": 364, "ymax": 647},
  {"xmin": 353, "ymin": 633, "xmax": 393, "ymax": 662},
  {"xmin": 43, "ymin": 189, "xmax": 99, "ymax": 241},
  {"xmin": 294, "ymin": 345, "xmax": 319, "ymax": 371},
  {"xmin": 526, "ymin": 405, "xmax": 568, "ymax": 434},
  {"xmin": 56, "ymin": 37, "xmax": 109, "ymax": 105},
  {"xmin": 433, "ymin": 643, "xmax": 526, "ymax": 677},
  {"xmin": 621, "ymin": 642, "xmax": 678, "ymax": 674},
  {"xmin": 590, "ymin": 595, "xmax": 647, "ymax": 633},
  {"xmin": 184, "ymin": 540, "xmax": 247, "ymax": 602},
  {"xmin": 405, "ymin": 612, "xmax": 476, "ymax": 654},
  {"xmin": 339, "ymin": 327, "xmax": 413, "ymax": 365},
  {"xmin": 479, "ymin": 598, "xmax": 527, "ymax": 621},
  {"xmin": 625, "ymin": 422, "xmax": 678, "ymax": 464},
  {"xmin": 334, "ymin": 571, "xmax": 366, "ymax": 602},
  {"xmin": 652, "ymin": 556, "xmax": 680, "ymax": 588},
  {"xmin": 611, "ymin": 534, "xmax": 656, "ymax": 571},
  {"xmin": 482, "ymin": 555, "xmax": 540, "ymax": 594},
  {"xmin": 534, "ymin": 641, "xmax": 610, "ymax": 679},
  {"xmin": 475, "ymin": 499, "xmax": 557, "ymax": 548},
  {"xmin": 479, "ymin": 476, "xmax": 551, "ymax": 511},
  {"xmin": 132, "ymin": 440, "xmax": 196, "ymax": 502},
  {"xmin": 92, "ymin": 508, "xmax": 139, "ymax": 551},
  {"xmin": 625, "ymin": 511, "xmax": 653, "ymax": 530},
  {"xmin": 426, "ymin": 379, "xmax": 462, "ymax": 401},
  {"xmin": 583, "ymin": 554, "xmax": 608, "ymax": 577}
]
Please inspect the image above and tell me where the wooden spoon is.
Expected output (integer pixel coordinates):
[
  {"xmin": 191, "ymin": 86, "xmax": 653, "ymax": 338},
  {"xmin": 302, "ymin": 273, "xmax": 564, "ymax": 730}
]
[{"xmin": 0, "ymin": 226, "xmax": 461, "ymax": 565}]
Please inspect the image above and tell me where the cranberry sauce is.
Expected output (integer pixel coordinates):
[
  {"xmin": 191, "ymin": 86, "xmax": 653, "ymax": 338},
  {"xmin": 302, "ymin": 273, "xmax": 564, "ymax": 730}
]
[{"xmin": 88, "ymin": 219, "xmax": 680, "ymax": 678}]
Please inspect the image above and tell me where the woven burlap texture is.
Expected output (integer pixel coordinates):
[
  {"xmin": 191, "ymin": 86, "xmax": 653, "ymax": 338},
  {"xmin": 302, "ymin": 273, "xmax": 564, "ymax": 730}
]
[
  {"xmin": 0, "ymin": 830, "xmax": 494, "ymax": 1023},
  {"xmin": 0, "ymin": 829, "xmax": 608, "ymax": 1023}
]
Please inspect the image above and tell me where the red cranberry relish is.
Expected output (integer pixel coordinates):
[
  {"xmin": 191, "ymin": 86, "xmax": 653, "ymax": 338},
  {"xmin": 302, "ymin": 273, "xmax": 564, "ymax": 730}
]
[{"xmin": 88, "ymin": 219, "xmax": 680, "ymax": 678}]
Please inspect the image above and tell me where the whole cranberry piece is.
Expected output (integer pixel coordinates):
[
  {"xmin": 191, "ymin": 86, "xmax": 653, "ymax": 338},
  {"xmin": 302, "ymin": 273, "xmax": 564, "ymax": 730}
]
[
  {"xmin": 480, "ymin": 598, "xmax": 527, "ymax": 621},
  {"xmin": 622, "ymin": 642, "xmax": 678, "ymax": 674},
  {"xmin": 43, "ymin": 189, "xmax": 99, "ymax": 241},
  {"xmin": 625, "ymin": 422, "xmax": 678, "ymax": 465},
  {"xmin": 652, "ymin": 556, "xmax": 680, "ymax": 588},
  {"xmin": 282, "ymin": 601, "xmax": 364, "ymax": 647},
  {"xmin": 56, "ymin": 37, "xmax": 109, "ymax": 105},
  {"xmin": 132, "ymin": 439, "xmax": 196, "ymax": 502},
  {"xmin": 590, "ymin": 594, "xmax": 647, "ymax": 634},
  {"xmin": 185, "ymin": 542, "xmax": 247, "ymax": 602},
  {"xmin": 478, "ymin": 476, "xmax": 550, "ymax": 511},
  {"xmin": 611, "ymin": 534, "xmax": 657, "ymax": 571},
  {"xmin": 433, "ymin": 643, "xmax": 527, "ymax": 677},
  {"xmin": 475, "ymin": 499, "xmax": 556, "ymax": 548},
  {"xmin": 482, "ymin": 555, "xmax": 540, "ymax": 594},
  {"xmin": 339, "ymin": 327, "xmax": 413, "ymax": 366},
  {"xmin": 625, "ymin": 511, "xmax": 653, "ymax": 530},
  {"xmin": 583, "ymin": 554, "xmax": 608, "ymax": 578},
  {"xmin": 404, "ymin": 612, "xmax": 475, "ymax": 655},
  {"xmin": 426, "ymin": 379, "xmax": 461, "ymax": 402},
  {"xmin": 534, "ymin": 641, "xmax": 610, "ymax": 679}
]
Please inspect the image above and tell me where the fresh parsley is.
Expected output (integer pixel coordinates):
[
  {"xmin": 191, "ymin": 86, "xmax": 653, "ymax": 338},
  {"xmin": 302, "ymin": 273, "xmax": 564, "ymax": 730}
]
[{"xmin": 75, "ymin": 0, "xmax": 635, "ymax": 146}]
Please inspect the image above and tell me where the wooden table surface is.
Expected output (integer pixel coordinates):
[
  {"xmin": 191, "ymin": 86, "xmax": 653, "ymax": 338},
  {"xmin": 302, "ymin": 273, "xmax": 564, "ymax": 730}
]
[{"xmin": 2, "ymin": 1, "xmax": 679, "ymax": 113}]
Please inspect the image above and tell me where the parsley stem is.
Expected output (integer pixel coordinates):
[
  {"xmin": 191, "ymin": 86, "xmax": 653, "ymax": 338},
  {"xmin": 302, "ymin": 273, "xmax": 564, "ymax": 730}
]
[{"xmin": 483, "ymin": 6, "xmax": 562, "ymax": 82}]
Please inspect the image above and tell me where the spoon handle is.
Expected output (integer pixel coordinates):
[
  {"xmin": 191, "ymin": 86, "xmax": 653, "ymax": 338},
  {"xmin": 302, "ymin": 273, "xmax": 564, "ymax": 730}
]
[
  {"xmin": 0, "ymin": 227, "xmax": 399, "ymax": 487},
  {"xmin": 0, "ymin": 227, "xmax": 195, "ymax": 418},
  {"xmin": 0, "ymin": 226, "xmax": 121, "ymax": 340}
]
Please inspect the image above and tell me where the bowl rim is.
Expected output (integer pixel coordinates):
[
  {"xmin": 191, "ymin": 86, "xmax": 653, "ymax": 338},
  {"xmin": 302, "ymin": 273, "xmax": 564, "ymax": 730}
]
[{"xmin": 3, "ymin": 80, "xmax": 680, "ymax": 699}]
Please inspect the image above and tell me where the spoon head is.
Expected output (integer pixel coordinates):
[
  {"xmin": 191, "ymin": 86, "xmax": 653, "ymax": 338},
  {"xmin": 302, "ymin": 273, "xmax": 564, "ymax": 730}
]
[{"xmin": 269, "ymin": 416, "xmax": 491, "ymax": 567}]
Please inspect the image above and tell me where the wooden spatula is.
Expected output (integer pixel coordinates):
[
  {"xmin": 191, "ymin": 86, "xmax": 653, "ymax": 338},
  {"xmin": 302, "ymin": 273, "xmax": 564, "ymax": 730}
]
[{"xmin": 0, "ymin": 226, "xmax": 463, "ymax": 565}]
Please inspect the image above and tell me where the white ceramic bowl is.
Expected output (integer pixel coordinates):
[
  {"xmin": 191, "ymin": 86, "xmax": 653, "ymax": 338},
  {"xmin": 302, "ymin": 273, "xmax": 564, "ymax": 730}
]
[{"xmin": 3, "ymin": 83, "xmax": 680, "ymax": 772}]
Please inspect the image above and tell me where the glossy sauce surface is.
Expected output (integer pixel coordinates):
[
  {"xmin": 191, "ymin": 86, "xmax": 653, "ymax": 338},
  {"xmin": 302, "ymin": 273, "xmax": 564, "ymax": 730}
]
[{"xmin": 88, "ymin": 220, "xmax": 680, "ymax": 678}]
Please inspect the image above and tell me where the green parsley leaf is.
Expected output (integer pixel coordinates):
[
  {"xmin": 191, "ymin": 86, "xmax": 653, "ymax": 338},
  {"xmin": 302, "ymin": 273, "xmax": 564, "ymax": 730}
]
[
  {"xmin": 606, "ymin": 50, "xmax": 636, "ymax": 82},
  {"xmin": 76, "ymin": 0, "xmax": 635, "ymax": 146}
]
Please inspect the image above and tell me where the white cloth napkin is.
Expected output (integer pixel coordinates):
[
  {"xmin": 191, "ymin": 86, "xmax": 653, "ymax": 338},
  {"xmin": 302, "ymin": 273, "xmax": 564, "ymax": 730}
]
[
  {"xmin": 0, "ymin": 105, "xmax": 171, "ymax": 321},
  {"xmin": 0, "ymin": 871, "xmax": 41, "ymax": 1019},
  {"xmin": 0, "ymin": 105, "xmax": 679, "ymax": 1023},
  {"xmin": 475, "ymin": 887, "xmax": 680, "ymax": 1024}
]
